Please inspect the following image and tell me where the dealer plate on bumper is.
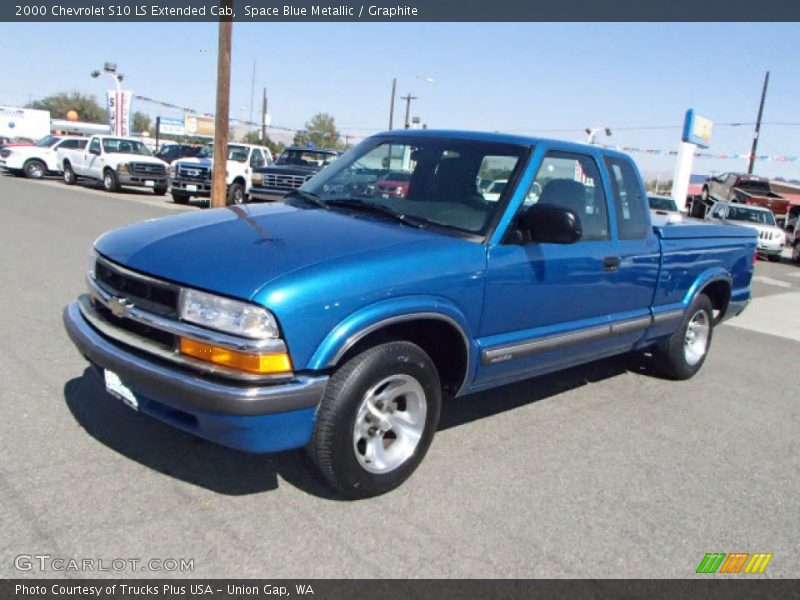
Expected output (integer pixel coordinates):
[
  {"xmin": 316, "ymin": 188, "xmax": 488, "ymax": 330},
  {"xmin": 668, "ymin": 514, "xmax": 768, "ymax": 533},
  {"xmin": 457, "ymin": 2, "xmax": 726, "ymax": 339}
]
[{"xmin": 104, "ymin": 369, "xmax": 139, "ymax": 411}]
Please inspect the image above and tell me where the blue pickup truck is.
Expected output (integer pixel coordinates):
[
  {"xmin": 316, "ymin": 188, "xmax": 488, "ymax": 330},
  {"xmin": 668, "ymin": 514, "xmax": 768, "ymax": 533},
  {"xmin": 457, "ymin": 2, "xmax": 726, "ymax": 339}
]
[{"xmin": 64, "ymin": 130, "xmax": 756, "ymax": 498}]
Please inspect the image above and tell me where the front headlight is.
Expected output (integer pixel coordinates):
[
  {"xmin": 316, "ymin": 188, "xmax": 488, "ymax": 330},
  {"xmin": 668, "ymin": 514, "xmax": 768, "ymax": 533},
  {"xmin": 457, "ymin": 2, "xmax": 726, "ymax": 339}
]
[
  {"xmin": 169, "ymin": 164, "xmax": 177, "ymax": 177},
  {"xmin": 252, "ymin": 173, "xmax": 263, "ymax": 186},
  {"xmin": 179, "ymin": 288, "xmax": 279, "ymax": 339},
  {"xmin": 117, "ymin": 162, "xmax": 129, "ymax": 173}
]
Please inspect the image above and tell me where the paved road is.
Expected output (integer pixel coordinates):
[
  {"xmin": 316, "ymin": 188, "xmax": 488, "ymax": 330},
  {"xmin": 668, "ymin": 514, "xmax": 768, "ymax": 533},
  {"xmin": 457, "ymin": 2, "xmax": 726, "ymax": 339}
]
[{"xmin": 1, "ymin": 174, "xmax": 797, "ymax": 578}]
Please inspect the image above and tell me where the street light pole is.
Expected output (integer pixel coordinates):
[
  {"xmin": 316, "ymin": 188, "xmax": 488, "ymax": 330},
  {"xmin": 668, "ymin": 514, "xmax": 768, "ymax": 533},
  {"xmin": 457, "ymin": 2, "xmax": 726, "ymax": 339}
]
[
  {"xmin": 748, "ymin": 70, "xmax": 770, "ymax": 175},
  {"xmin": 388, "ymin": 78, "xmax": 397, "ymax": 130}
]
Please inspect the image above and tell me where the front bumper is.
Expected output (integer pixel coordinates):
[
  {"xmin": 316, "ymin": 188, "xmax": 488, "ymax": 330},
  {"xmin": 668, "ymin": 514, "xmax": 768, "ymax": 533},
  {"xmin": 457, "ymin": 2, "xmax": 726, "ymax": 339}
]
[
  {"xmin": 756, "ymin": 242, "xmax": 784, "ymax": 256},
  {"xmin": 250, "ymin": 187, "xmax": 290, "ymax": 202},
  {"xmin": 63, "ymin": 301, "xmax": 326, "ymax": 452},
  {"xmin": 171, "ymin": 178, "xmax": 212, "ymax": 196},
  {"xmin": 118, "ymin": 173, "xmax": 168, "ymax": 188}
]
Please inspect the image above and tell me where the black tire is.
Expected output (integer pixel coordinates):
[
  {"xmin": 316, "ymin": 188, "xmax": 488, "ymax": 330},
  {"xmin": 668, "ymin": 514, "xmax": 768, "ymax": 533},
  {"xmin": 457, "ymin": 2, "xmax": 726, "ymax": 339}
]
[
  {"xmin": 153, "ymin": 185, "xmax": 168, "ymax": 196},
  {"xmin": 102, "ymin": 169, "xmax": 120, "ymax": 192},
  {"xmin": 171, "ymin": 192, "xmax": 189, "ymax": 204},
  {"xmin": 792, "ymin": 242, "xmax": 800, "ymax": 264},
  {"xmin": 226, "ymin": 182, "xmax": 245, "ymax": 206},
  {"xmin": 63, "ymin": 162, "xmax": 76, "ymax": 185},
  {"xmin": 767, "ymin": 254, "xmax": 780, "ymax": 263},
  {"xmin": 23, "ymin": 159, "xmax": 46, "ymax": 179},
  {"xmin": 653, "ymin": 294, "xmax": 714, "ymax": 381},
  {"xmin": 306, "ymin": 341, "xmax": 442, "ymax": 499}
]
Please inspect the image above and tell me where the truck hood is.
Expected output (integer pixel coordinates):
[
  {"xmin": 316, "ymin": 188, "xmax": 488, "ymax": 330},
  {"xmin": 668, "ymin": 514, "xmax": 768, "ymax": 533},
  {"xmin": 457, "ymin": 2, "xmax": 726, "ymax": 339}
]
[
  {"xmin": 723, "ymin": 220, "xmax": 783, "ymax": 235},
  {"xmin": 256, "ymin": 164, "xmax": 320, "ymax": 176},
  {"xmin": 173, "ymin": 157, "xmax": 213, "ymax": 168},
  {"xmin": 94, "ymin": 203, "xmax": 444, "ymax": 301},
  {"xmin": 108, "ymin": 154, "xmax": 168, "ymax": 166}
]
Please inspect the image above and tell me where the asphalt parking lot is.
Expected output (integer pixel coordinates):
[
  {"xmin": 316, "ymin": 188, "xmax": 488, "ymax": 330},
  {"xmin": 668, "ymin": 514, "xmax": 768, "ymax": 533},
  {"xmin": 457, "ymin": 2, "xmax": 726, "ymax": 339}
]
[{"xmin": 0, "ymin": 173, "xmax": 797, "ymax": 579}]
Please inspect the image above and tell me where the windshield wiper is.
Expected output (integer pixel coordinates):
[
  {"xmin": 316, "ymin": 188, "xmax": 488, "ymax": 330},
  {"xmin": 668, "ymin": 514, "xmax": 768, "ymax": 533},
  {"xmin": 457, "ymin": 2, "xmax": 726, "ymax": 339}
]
[
  {"xmin": 283, "ymin": 190, "xmax": 329, "ymax": 210},
  {"xmin": 325, "ymin": 198, "xmax": 427, "ymax": 229}
]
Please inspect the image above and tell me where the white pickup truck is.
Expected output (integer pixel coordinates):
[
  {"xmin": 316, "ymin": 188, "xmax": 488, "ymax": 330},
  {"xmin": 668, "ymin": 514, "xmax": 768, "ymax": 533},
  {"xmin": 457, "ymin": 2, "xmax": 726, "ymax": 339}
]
[
  {"xmin": 60, "ymin": 135, "xmax": 170, "ymax": 194},
  {"xmin": 169, "ymin": 143, "xmax": 272, "ymax": 205},
  {"xmin": 0, "ymin": 135, "xmax": 87, "ymax": 179}
]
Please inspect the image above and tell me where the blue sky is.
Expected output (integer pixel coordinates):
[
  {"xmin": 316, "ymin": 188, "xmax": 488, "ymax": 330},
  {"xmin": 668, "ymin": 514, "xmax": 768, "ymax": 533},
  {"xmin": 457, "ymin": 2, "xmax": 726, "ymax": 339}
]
[{"xmin": 0, "ymin": 22, "xmax": 798, "ymax": 179}]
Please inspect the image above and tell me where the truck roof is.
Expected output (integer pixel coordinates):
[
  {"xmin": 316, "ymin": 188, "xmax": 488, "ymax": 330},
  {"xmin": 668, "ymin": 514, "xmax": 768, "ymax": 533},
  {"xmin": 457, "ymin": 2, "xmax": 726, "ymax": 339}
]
[{"xmin": 372, "ymin": 129, "xmax": 633, "ymax": 161}]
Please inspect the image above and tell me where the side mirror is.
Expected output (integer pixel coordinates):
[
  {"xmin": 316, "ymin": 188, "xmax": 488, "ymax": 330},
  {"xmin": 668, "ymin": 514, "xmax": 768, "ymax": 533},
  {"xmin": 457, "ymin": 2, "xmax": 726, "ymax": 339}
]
[
  {"xmin": 519, "ymin": 204, "xmax": 583, "ymax": 244},
  {"xmin": 89, "ymin": 147, "xmax": 100, "ymax": 156}
]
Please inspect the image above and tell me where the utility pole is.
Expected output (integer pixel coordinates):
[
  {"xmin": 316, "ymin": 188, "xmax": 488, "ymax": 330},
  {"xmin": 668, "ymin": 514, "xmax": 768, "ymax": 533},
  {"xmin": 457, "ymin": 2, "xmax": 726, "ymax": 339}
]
[
  {"xmin": 401, "ymin": 93, "xmax": 417, "ymax": 129},
  {"xmin": 261, "ymin": 87, "xmax": 268, "ymax": 145},
  {"xmin": 248, "ymin": 58, "xmax": 256, "ymax": 128},
  {"xmin": 388, "ymin": 78, "xmax": 397, "ymax": 130},
  {"xmin": 211, "ymin": 2, "xmax": 233, "ymax": 208},
  {"xmin": 748, "ymin": 70, "xmax": 770, "ymax": 175}
]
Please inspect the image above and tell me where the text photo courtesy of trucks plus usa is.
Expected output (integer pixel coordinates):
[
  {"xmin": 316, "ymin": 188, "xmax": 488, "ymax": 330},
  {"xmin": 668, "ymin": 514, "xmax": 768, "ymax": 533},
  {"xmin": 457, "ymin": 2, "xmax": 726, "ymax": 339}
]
[{"xmin": 64, "ymin": 130, "xmax": 755, "ymax": 498}]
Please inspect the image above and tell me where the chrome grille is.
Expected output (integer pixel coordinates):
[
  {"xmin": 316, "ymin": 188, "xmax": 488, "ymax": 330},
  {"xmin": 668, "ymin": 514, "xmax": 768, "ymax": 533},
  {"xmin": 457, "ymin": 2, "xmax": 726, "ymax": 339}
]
[
  {"xmin": 94, "ymin": 257, "xmax": 179, "ymax": 318},
  {"xmin": 259, "ymin": 173, "xmax": 309, "ymax": 192},
  {"xmin": 176, "ymin": 165, "xmax": 210, "ymax": 181},
  {"xmin": 129, "ymin": 162, "xmax": 166, "ymax": 177}
]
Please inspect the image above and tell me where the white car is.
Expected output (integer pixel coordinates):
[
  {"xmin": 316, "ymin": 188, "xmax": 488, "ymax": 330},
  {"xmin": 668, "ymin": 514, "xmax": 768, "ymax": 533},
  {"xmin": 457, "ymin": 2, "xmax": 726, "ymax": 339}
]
[
  {"xmin": 0, "ymin": 135, "xmax": 87, "ymax": 179},
  {"xmin": 169, "ymin": 143, "xmax": 273, "ymax": 205},
  {"xmin": 707, "ymin": 201, "xmax": 785, "ymax": 262},
  {"xmin": 483, "ymin": 179, "xmax": 508, "ymax": 202},
  {"xmin": 60, "ymin": 135, "xmax": 170, "ymax": 194}
]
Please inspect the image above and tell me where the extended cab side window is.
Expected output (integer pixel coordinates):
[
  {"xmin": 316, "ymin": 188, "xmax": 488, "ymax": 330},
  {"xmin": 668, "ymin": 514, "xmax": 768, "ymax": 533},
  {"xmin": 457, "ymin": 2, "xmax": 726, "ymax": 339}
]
[
  {"xmin": 604, "ymin": 156, "xmax": 648, "ymax": 240},
  {"xmin": 520, "ymin": 151, "xmax": 609, "ymax": 242},
  {"xmin": 89, "ymin": 138, "xmax": 101, "ymax": 154}
]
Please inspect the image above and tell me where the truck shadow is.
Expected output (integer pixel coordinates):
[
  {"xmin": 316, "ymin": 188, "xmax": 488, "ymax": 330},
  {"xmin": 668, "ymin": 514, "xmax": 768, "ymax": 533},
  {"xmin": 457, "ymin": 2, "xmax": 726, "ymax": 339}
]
[{"xmin": 64, "ymin": 352, "xmax": 660, "ymax": 500}]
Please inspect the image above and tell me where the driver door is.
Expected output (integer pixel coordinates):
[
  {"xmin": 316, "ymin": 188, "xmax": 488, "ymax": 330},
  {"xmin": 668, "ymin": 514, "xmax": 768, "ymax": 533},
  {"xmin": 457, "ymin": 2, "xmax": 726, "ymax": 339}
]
[{"xmin": 476, "ymin": 150, "xmax": 624, "ymax": 387}]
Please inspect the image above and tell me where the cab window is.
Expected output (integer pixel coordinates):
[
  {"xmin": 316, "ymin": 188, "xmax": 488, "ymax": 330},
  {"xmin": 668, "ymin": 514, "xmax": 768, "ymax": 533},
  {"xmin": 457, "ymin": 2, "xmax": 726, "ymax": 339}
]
[{"xmin": 604, "ymin": 156, "xmax": 649, "ymax": 240}]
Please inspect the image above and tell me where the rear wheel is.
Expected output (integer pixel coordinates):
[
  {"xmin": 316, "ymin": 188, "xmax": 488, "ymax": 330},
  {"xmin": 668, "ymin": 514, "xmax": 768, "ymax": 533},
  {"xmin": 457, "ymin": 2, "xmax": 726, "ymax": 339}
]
[
  {"xmin": 171, "ymin": 192, "xmax": 189, "ymax": 204},
  {"xmin": 653, "ymin": 294, "xmax": 713, "ymax": 380},
  {"xmin": 63, "ymin": 163, "xmax": 76, "ymax": 185},
  {"xmin": 23, "ymin": 159, "xmax": 46, "ymax": 179},
  {"xmin": 306, "ymin": 341, "xmax": 442, "ymax": 498},
  {"xmin": 103, "ymin": 169, "xmax": 120, "ymax": 192}
]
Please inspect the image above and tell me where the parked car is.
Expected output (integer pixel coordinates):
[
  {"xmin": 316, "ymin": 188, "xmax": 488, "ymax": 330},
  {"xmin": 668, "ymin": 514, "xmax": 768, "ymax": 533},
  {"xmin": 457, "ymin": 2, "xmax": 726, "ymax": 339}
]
[
  {"xmin": 170, "ymin": 143, "xmax": 272, "ymax": 205},
  {"xmin": 63, "ymin": 130, "xmax": 756, "ymax": 498},
  {"xmin": 155, "ymin": 143, "xmax": 202, "ymax": 164},
  {"xmin": 647, "ymin": 194, "xmax": 678, "ymax": 212},
  {"xmin": 60, "ymin": 135, "xmax": 169, "ymax": 194},
  {"xmin": 375, "ymin": 171, "xmax": 412, "ymax": 198},
  {"xmin": 706, "ymin": 201, "xmax": 785, "ymax": 261},
  {"xmin": 250, "ymin": 147, "xmax": 339, "ymax": 202},
  {"xmin": 0, "ymin": 135, "xmax": 87, "ymax": 179},
  {"xmin": 690, "ymin": 173, "xmax": 789, "ymax": 225}
]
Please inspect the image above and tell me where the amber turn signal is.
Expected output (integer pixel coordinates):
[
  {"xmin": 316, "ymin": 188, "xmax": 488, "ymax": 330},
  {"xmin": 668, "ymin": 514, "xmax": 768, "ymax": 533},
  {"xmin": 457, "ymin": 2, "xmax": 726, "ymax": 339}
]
[{"xmin": 179, "ymin": 338, "xmax": 292, "ymax": 375}]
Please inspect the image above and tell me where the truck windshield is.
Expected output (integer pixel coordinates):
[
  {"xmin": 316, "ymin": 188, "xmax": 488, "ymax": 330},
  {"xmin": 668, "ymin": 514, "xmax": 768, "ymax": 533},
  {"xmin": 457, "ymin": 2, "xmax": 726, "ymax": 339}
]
[
  {"xmin": 102, "ymin": 138, "xmax": 153, "ymax": 156},
  {"xmin": 726, "ymin": 206, "xmax": 776, "ymax": 226},
  {"xmin": 35, "ymin": 135, "xmax": 61, "ymax": 148},
  {"xmin": 197, "ymin": 144, "xmax": 249, "ymax": 162},
  {"xmin": 277, "ymin": 150, "xmax": 337, "ymax": 167},
  {"xmin": 301, "ymin": 136, "xmax": 527, "ymax": 236}
]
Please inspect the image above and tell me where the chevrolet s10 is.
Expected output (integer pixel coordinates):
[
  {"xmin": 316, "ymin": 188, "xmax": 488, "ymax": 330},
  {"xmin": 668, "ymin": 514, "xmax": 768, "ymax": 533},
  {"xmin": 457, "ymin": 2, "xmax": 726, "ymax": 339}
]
[{"xmin": 64, "ymin": 130, "xmax": 756, "ymax": 498}]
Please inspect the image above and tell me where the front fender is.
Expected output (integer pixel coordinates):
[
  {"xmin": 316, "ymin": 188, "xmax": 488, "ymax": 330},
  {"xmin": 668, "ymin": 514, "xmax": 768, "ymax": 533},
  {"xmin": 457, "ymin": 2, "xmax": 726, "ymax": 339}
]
[{"xmin": 307, "ymin": 295, "xmax": 477, "ymax": 377}]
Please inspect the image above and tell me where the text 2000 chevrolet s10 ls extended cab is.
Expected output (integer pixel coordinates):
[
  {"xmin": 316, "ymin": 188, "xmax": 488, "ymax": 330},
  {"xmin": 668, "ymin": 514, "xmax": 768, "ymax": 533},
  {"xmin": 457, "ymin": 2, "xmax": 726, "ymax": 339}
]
[{"xmin": 64, "ymin": 130, "xmax": 756, "ymax": 498}]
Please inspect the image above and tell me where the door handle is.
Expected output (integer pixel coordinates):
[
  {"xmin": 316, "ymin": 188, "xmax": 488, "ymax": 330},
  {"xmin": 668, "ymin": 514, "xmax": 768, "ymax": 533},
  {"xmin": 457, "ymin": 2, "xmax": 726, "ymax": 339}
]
[{"xmin": 603, "ymin": 256, "xmax": 621, "ymax": 271}]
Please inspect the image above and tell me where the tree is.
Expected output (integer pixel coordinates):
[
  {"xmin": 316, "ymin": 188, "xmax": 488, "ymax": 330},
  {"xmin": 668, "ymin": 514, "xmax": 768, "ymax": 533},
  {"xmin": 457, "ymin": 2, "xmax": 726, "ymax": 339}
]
[
  {"xmin": 292, "ymin": 113, "xmax": 344, "ymax": 150},
  {"xmin": 27, "ymin": 91, "xmax": 105, "ymax": 123},
  {"xmin": 240, "ymin": 130, "xmax": 286, "ymax": 156},
  {"xmin": 132, "ymin": 111, "xmax": 151, "ymax": 134}
]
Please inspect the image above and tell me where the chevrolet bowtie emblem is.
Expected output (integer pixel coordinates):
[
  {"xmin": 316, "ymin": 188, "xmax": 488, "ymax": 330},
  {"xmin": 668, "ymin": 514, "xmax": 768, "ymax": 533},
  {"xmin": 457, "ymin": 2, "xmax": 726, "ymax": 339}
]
[{"xmin": 109, "ymin": 296, "xmax": 134, "ymax": 318}]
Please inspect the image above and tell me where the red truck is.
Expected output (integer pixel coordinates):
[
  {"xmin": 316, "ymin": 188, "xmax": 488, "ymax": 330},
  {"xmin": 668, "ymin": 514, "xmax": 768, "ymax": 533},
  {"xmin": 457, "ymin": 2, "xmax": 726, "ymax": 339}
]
[{"xmin": 688, "ymin": 173, "xmax": 790, "ymax": 226}]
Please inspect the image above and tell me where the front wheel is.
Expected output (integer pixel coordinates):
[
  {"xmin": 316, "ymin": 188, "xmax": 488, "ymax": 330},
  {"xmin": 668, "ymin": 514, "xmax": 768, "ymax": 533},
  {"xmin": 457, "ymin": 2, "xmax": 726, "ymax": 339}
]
[
  {"xmin": 24, "ymin": 159, "xmax": 46, "ymax": 179},
  {"xmin": 306, "ymin": 341, "xmax": 442, "ymax": 498},
  {"xmin": 153, "ymin": 185, "xmax": 168, "ymax": 196},
  {"xmin": 767, "ymin": 253, "xmax": 780, "ymax": 263},
  {"xmin": 792, "ymin": 243, "xmax": 800, "ymax": 264},
  {"xmin": 653, "ymin": 294, "xmax": 714, "ymax": 380},
  {"xmin": 103, "ymin": 169, "xmax": 120, "ymax": 192},
  {"xmin": 226, "ymin": 182, "xmax": 245, "ymax": 205},
  {"xmin": 171, "ymin": 192, "xmax": 189, "ymax": 204}
]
